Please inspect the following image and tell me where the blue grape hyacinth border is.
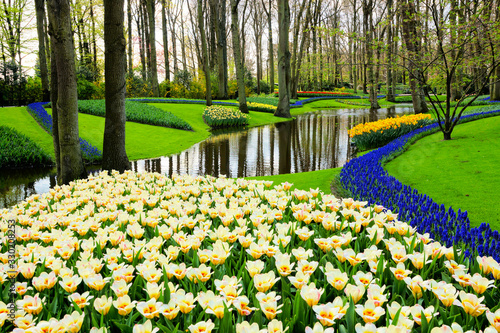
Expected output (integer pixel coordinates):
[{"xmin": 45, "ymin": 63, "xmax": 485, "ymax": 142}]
[
  {"xmin": 27, "ymin": 102, "xmax": 102, "ymax": 163},
  {"xmin": 340, "ymin": 109, "xmax": 500, "ymax": 262}
]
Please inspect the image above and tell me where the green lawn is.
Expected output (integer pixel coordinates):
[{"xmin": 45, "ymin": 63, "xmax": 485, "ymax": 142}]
[
  {"xmin": 384, "ymin": 116, "xmax": 500, "ymax": 229},
  {"xmin": 247, "ymin": 167, "xmax": 342, "ymax": 194},
  {"xmin": 0, "ymin": 107, "xmax": 55, "ymax": 156}
]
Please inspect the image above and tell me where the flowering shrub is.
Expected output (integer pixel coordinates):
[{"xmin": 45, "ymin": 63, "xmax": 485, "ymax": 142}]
[
  {"xmin": 203, "ymin": 105, "xmax": 249, "ymax": 129},
  {"xmin": 247, "ymin": 102, "xmax": 276, "ymax": 113},
  {"xmin": 0, "ymin": 126, "xmax": 53, "ymax": 168},
  {"xmin": 1, "ymin": 171, "xmax": 500, "ymax": 333},
  {"xmin": 340, "ymin": 108, "xmax": 500, "ymax": 265},
  {"xmin": 77, "ymin": 100, "xmax": 193, "ymax": 131},
  {"xmin": 27, "ymin": 103, "xmax": 102, "ymax": 163},
  {"xmin": 348, "ymin": 114, "xmax": 432, "ymax": 151}
]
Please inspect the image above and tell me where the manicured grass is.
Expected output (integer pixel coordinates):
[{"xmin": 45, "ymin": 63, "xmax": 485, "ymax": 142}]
[
  {"xmin": 384, "ymin": 115, "xmax": 500, "ymax": 229},
  {"xmin": 0, "ymin": 107, "xmax": 54, "ymax": 157},
  {"xmin": 246, "ymin": 167, "xmax": 342, "ymax": 194}
]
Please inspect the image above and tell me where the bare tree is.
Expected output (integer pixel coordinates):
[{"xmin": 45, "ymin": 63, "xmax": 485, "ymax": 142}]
[{"xmin": 198, "ymin": 0, "xmax": 212, "ymax": 105}]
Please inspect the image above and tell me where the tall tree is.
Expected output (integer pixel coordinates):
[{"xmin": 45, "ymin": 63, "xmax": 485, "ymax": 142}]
[
  {"xmin": 47, "ymin": 0, "xmax": 86, "ymax": 184},
  {"xmin": 262, "ymin": 0, "xmax": 274, "ymax": 93},
  {"xmin": 198, "ymin": 0, "xmax": 212, "ymax": 106},
  {"xmin": 385, "ymin": 0, "xmax": 395, "ymax": 102},
  {"xmin": 146, "ymin": 0, "xmax": 160, "ymax": 96},
  {"xmin": 215, "ymin": 0, "xmax": 228, "ymax": 99},
  {"xmin": 161, "ymin": 0, "xmax": 170, "ymax": 81},
  {"xmin": 35, "ymin": 0, "xmax": 50, "ymax": 101},
  {"xmin": 400, "ymin": 0, "xmax": 428, "ymax": 114},
  {"xmin": 103, "ymin": 0, "xmax": 131, "ymax": 172},
  {"xmin": 230, "ymin": 0, "xmax": 248, "ymax": 113},
  {"xmin": 275, "ymin": 0, "xmax": 291, "ymax": 118},
  {"xmin": 362, "ymin": 0, "xmax": 380, "ymax": 109},
  {"xmin": 128, "ymin": 0, "xmax": 134, "ymax": 77}
]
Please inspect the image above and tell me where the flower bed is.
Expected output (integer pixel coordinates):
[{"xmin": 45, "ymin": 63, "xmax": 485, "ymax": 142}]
[
  {"xmin": 77, "ymin": 100, "xmax": 193, "ymax": 131},
  {"xmin": 202, "ymin": 105, "xmax": 249, "ymax": 129},
  {"xmin": 1, "ymin": 171, "xmax": 500, "ymax": 332},
  {"xmin": 27, "ymin": 102, "xmax": 102, "ymax": 163},
  {"xmin": 349, "ymin": 114, "xmax": 432, "ymax": 151},
  {"xmin": 0, "ymin": 126, "xmax": 53, "ymax": 169},
  {"xmin": 247, "ymin": 102, "xmax": 276, "ymax": 113},
  {"xmin": 340, "ymin": 108, "xmax": 500, "ymax": 264}
]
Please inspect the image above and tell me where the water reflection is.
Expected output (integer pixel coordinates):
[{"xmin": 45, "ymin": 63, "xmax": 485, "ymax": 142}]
[
  {"xmin": 131, "ymin": 106, "xmax": 413, "ymax": 178},
  {"xmin": 0, "ymin": 106, "xmax": 413, "ymax": 208}
]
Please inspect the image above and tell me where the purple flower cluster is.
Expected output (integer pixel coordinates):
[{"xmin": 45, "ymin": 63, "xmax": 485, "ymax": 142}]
[
  {"xmin": 27, "ymin": 102, "xmax": 102, "ymax": 162},
  {"xmin": 340, "ymin": 110, "xmax": 500, "ymax": 262}
]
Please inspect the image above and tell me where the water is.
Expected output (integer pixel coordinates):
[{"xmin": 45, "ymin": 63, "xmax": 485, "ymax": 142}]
[{"xmin": 0, "ymin": 106, "xmax": 413, "ymax": 208}]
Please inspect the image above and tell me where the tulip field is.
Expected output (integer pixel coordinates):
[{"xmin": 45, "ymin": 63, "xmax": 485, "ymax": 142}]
[{"xmin": 1, "ymin": 170, "xmax": 500, "ymax": 332}]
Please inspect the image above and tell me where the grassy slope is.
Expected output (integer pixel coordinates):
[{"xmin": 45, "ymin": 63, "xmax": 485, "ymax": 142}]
[
  {"xmin": 0, "ymin": 107, "xmax": 55, "ymax": 157},
  {"xmin": 384, "ymin": 116, "xmax": 500, "ymax": 229}
]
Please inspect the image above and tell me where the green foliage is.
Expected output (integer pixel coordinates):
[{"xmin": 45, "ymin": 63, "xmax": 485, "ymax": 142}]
[
  {"xmin": 0, "ymin": 126, "xmax": 53, "ymax": 168},
  {"xmin": 77, "ymin": 78, "xmax": 104, "ymax": 100},
  {"xmin": 174, "ymin": 69, "xmax": 193, "ymax": 89},
  {"xmin": 394, "ymin": 96, "xmax": 413, "ymax": 103},
  {"xmin": 159, "ymin": 80, "xmax": 172, "ymax": 97},
  {"xmin": 77, "ymin": 100, "xmax": 193, "ymax": 130},
  {"xmin": 24, "ymin": 77, "xmax": 43, "ymax": 104},
  {"xmin": 202, "ymin": 105, "xmax": 249, "ymax": 129},
  {"xmin": 254, "ymin": 80, "xmax": 271, "ymax": 94},
  {"xmin": 126, "ymin": 75, "xmax": 153, "ymax": 97}
]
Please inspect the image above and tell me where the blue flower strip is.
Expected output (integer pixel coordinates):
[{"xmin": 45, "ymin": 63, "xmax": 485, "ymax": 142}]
[
  {"xmin": 340, "ymin": 109, "xmax": 500, "ymax": 262},
  {"xmin": 27, "ymin": 102, "xmax": 102, "ymax": 162}
]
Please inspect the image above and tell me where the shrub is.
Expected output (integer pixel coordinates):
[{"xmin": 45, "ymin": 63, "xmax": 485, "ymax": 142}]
[
  {"xmin": 77, "ymin": 100, "xmax": 193, "ymax": 131},
  {"xmin": 126, "ymin": 75, "xmax": 153, "ymax": 98},
  {"xmin": 349, "ymin": 114, "xmax": 433, "ymax": 151},
  {"xmin": 273, "ymin": 91, "xmax": 355, "ymax": 98},
  {"xmin": 24, "ymin": 77, "xmax": 43, "ymax": 104},
  {"xmin": 0, "ymin": 126, "xmax": 53, "ymax": 168},
  {"xmin": 202, "ymin": 105, "xmax": 249, "ymax": 129}
]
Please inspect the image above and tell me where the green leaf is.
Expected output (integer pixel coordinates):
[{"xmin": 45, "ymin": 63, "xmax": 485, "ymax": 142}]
[{"xmin": 346, "ymin": 297, "xmax": 356, "ymax": 333}]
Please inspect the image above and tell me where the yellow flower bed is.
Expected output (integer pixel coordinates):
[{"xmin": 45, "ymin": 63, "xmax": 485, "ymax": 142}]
[
  {"xmin": 1, "ymin": 171, "xmax": 499, "ymax": 332},
  {"xmin": 348, "ymin": 114, "xmax": 432, "ymax": 138},
  {"xmin": 247, "ymin": 102, "xmax": 276, "ymax": 113}
]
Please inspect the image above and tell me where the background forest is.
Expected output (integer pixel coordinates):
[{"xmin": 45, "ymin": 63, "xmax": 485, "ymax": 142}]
[{"xmin": 1, "ymin": 0, "xmax": 499, "ymax": 108}]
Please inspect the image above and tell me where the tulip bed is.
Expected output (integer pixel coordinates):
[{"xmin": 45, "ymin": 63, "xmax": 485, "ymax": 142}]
[
  {"xmin": 203, "ymin": 105, "xmax": 249, "ymax": 129},
  {"xmin": 349, "ymin": 114, "xmax": 433, "ymax": 151},
  {"xmin": 26, "ymin": 103, "xmax": 102, "ymax": 163},
  {"xmin": 247, "ymin": 103, "xmax": 276, "ymax": 113},
  {"xmin": 2, "ymin": 171, "xmax": 500, "ymax": 333},
  {"xmin": 340, "ymin": 108, "xmax": 500, "ymax": 265}
]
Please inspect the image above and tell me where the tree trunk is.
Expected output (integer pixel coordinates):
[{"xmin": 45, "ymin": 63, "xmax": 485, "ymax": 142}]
[
  {"xmin": 50, "ymin": 34, "xmax": 60, "ymax": 179},
  {"xmin": 137, "ymin": 5, "xmax": 147, "ymax": 80},
  {"xmin": 146, "ymin": 0, "xmax": 159, "ymax": 96},
  {"xmin": 363, "ymin": 0, "xmax": 380, "ymax": 109},
  {"xmin": 209, "ymin": 0, "xmax": 218, "ymax": 71},
  {"xmin": 385, "ymin": 0, "xmax": 395, "ymax": 101},
  {"xmin": 47, "ymin": 0, "xmax": 86, "ymax": 185},
  {"xmin": 492, "ymin": 66, "xmax": 500, "ymax": 100},
  {"xmin": 90, "ymin": 0, "xmax": 98, "ymax": 80},
  {"xmin": 230, "ymin": 0, "xmax": 248, "ymax": 113},
  {"xmin": 400, "ymin": 0, "xmax": 428, "ymax": 114},
  {"xmin": 103, "ymin": 0, "xmax": 131, "ymax": 173},
  {"xmin": 162, "ymin": 0, "xmax": 169, "ymax": 81},
  {"xmin": 198, "ymin": 0, "xmax": 212, "ymax": 105},
  {"xmin": 216, "ymin": 0, "xmax": 228, "ymax": 99},
  {"xmin": 275, "ymin": 0, "xmax": 291, "ymax": 118},
  {"xmin": 35, "ymin": 0, "xmax": 50, "ymax": 101},
  {"xmin": 266, "ymin": 0, "xmax": 274, "ymax": 92},
  {"xmin": 128, "ymin": 0, "xmax": 134, "ymax": 77}
]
